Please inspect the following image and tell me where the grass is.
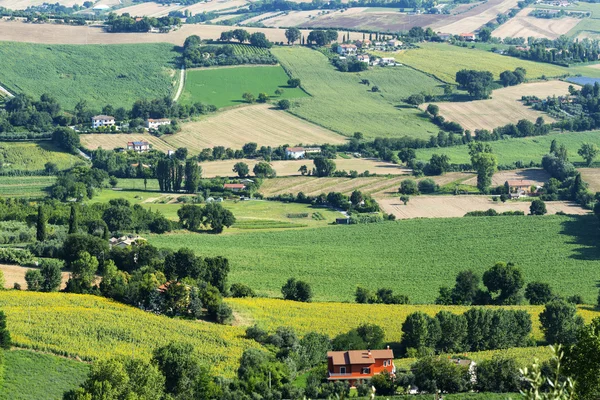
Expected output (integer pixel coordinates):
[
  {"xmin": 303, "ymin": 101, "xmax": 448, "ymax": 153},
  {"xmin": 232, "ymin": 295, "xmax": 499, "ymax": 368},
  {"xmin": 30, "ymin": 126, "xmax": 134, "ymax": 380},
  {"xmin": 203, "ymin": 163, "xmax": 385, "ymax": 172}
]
[
  {"xmin": 179, "ymin": 65, "xmax": 307, "ymax": 108},
  {"xmin": 149, "ymin": 214, "xmax": 600, "ymax": 303},
  {"xmin": 392, "ymin": 43, "xmax": 569, "ymax": 83},
  {"xmin": 0, "ymin": 350, "xmax": 90, "ymax": 400},
  {"xmin": 415, "ymin": 131, "xmax": 600, "ymax": 165},
  {"xmin": 0, "ymin": 291, "xmax": 262, "ymax": 377},
  {"xmin": 0, "ymin": 176, "xmax": 55, "ymax": 197},
  {"xmin": 0, "ymin": 141, "xmax": 84, "ymax": 172},
  {"xmin": 89, "ymin": 188, "xmax": 343, "ymax": 229},
  {"xmin": 0, "ymin": 42, "xmax": 178, "ymax": 110},
  {"xmin": 272, "ymin": 46, "xmax": 443, "ymax": 140},
  {"xmin": 226, "ymin": 298, "xmax": 600, "ymax": 344}
]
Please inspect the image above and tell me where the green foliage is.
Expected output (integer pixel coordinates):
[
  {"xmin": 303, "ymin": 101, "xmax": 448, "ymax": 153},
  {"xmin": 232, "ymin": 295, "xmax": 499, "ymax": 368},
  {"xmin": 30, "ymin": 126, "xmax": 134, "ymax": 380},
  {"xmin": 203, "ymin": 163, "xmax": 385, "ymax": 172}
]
[
  {"xmin": 180, "ymin": 66, "xmax": 306, "ymax": 108},
  {"xmin": 0, "ymin": 42, "xmax": 178, "ymax": 109},
  {"xmin": 177, "ymin": 203, "xmax": 235, "ymax": 233},
  {"xmin": 540, "ymin": 300, "xmax": 585, "ymax": 345},
  {"xmin": 525, "ymin": 282, "xmax": 555, "ymax": 305},
  {"xmin": 25, "ymin": 269, "xmax": 43, "ymax": 292},
  {"xmin": 233, "ymin": 162, "xmax": 249, "ymax": 178},
  {"xmin": 0, "ymin": 248, "xmax": 34, "ymax": 265},
  {"xmin": 253, "ymin": 162, "xmax": 276, "ymax": 178},
  {"xmin": 230, "ymin": 283, "xmax": 255, "ymax": 298},
  {"xmin": 313, "ymin": 156, "xmax": 336, "ymax": 177},
  {"xmin": 399, "ymin": 179, "xmax": 419, "ymax": 195},
  {"xmin": 36, "ymin": 205, "xmax": 47, "ymax": 242},
  {"xmin": 0, "ymin": 311, "xmax": 10, "ymax": 350},
  {"xmin": 530, "ymin": 199, "xmax": 548, "ymax": 216},
  {"xmin": 482, "ymin": 262, "xmax": 525, "ymax": 305},
  {"xmin": 281, "ymin": 278, "xmax": 312, "ymax": 302},
  {"xmin": 65, "ymin": 251, "xmax": 98, "ymax": 294},
  {"xmin": 475, "ymin": 355, "xmax": 521, "ymax": 392},
  {"xmin": 578, "ymin": 142, "xmax": 600, "ymax": 166},
  {"xmin": 412, "ymin": 356, "xmax": 470, "ymax": 393},
  {"xmin": 565, "ymin": 318, "xmax": 600, "ymax": 399}
]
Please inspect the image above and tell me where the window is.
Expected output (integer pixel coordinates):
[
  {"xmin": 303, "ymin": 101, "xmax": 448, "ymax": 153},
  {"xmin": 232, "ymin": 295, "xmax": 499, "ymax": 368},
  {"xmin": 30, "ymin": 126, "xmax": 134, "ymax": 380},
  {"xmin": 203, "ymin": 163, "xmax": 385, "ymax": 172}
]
[
  {"xmin": 361, "ymin": 367, "xmax": 371, "ymax": 374},
  {"xmin": 339, "ymin": 367, "xmax": 346, "ymax": 374},
  {"xmin": 383, "ymin": 360, "xmax": 389, "ymax": 367}
]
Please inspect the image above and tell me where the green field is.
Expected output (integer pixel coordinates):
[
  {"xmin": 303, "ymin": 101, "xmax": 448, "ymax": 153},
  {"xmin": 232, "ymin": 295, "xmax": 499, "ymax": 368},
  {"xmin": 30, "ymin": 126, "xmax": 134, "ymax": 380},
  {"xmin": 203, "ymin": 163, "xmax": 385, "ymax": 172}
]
[
  {"xmin": 179, "ymin": 65, "xmax": 307, "ymax": 108},
  {"xmin": 149, "ymin": 214, "xmax": 600, "ymax": 303},
  {"xmin": 393, "ymin": 43, "xmax": 569, "ymax": 83},
  {"xmin": 1, "ymin": 350, "xmax": 89, "ymax": 400},
  {"xmin": 272, "ymin": 46, "xmax": 443, "ymax": 140},
  {"xmin": 0, "ymin": 176, "xmax": 55, "ymax": 197},
  {"xmin": 415, "ymin": 131, "xmax": 600, "ymax": 165},
  {"xmin": 0, "ymin": 42, "xmax": 178, "ymax": 110},
  {"xmin": 0, "ymin": 141, "xmax": 84, "ymax": 172},
  {"xmin": 90, "ymin": 188, "xmax": 342, "ymax": 229}
]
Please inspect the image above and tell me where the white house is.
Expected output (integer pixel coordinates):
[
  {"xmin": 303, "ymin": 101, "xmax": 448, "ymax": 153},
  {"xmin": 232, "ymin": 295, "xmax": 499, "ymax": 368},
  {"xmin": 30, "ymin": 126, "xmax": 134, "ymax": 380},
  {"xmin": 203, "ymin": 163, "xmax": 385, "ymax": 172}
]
[
  {"xmin": 127, "ymin": 141, "xmax": 150, "ymax": 153},
  {"xmin": 145, "ymin": 118, "xmax": 171, "ymax": 130},
  {"xmin": 286, "ymin": 147, "xmax": 306, "ymax": 159},
  {"xmin": 337, "ymin": 44, "xmax": 357, "ymax": 56},
  {"xmin": 381, "ymin": 57, "xmax": 396, "ymax": 65},
  {"xmin": 387, "ymin": 39, "xmax": 402, "ymax": 47},
  {"xmin": 92, "ymin": 115, "xmax": 115, "ymax": 129}
]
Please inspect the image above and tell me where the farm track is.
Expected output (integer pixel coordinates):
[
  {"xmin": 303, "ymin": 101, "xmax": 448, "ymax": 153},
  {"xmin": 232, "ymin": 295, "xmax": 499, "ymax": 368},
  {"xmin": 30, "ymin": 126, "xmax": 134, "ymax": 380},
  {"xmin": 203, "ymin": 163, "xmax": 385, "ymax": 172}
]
[{"xmin": 173, "ymin": 66, "xmax": 185, "ymax": 102}]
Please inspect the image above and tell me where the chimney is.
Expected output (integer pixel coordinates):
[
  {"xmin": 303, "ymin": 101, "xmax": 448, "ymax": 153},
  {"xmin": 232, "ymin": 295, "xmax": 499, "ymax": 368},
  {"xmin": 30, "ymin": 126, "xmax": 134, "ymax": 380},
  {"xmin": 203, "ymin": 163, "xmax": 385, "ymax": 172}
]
[
  {"xmin": 367, "ymin": 349, "xmax": 371, "ymax": 356},
  {"xmin": 387, "ymin": 345, "xmax": 390, "ymax": 350}
]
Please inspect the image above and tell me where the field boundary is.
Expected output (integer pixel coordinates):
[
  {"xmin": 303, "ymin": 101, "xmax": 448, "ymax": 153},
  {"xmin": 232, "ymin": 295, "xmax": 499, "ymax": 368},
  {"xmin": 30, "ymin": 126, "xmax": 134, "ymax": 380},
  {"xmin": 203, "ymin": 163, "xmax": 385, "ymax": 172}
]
[{"xmin": 173, "ymin": 65, "xmax": 185, "ymax": 102}]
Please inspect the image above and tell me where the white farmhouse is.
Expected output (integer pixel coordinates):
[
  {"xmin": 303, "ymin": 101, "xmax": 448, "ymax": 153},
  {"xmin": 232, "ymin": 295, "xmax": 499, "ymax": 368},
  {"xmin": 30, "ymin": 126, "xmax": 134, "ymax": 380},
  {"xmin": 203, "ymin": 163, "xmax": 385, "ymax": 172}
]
[
  {"xmin": 127, "ymin": 141, "xmax": 151, "ymax": 153},
  {"xmin": 92, "ymin": 115, "xmax": 115, "ymax": 129},
  {"xmin": 337, "ymin": 44, "xmax": 357, "ymax": 56},
  {"xmin": 286, "ymin": 147, "xmax": 306, "ymax": 159}
]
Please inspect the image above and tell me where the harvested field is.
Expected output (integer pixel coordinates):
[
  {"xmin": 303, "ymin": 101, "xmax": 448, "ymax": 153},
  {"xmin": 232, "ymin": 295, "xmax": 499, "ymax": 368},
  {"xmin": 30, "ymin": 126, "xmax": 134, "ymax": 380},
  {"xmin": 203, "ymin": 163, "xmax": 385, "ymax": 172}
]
[
  {"xmin": 0, "ymin": 264, "xmax": 70, "ymax": 290},
  {"xmin": 379, "ymin": 195, "xmax": 588, "ymax": 219},
  {"xmin": 430, "ymin": 0, "xmax": 520, "ymax": 34},
  {"xmin": 492, "ymin": 8, "xmax": 582, "ymax": 39},
  {"xmin": 296, "ymin": 8, "xmax": 445, "ymax": 31},
  {"xmin": 200, "ymin": 157, "xmax": 407, "ymax": 177},
  {"xmin": 579, "ymin": 168, "xmax": 600, "ymax": 192},
  {"xmin": 80, "ymin": 134, "xmax": 173, "ymax": 152},
  {"xmin": 0, "ymin": 20, "xmax": 363, "ymax": 45},
  {"xmin": 165, "ymin": 104, "xmax": 346, "ymax": 151},
  {"xmin": 116, "ymin": 2, "xmax": 183, "ymax": 17},
  {"xmin": 183, "ymin": 0, "xmax": 249, "ymax": 14},
  {"xmin": 259, "ymin": 176, "xmax": 408, "ymax": 197},
  {"xmin": 0, "ymin": 0, "xmax": 77, "ymax": 8},
  {"xmin": 424, "ymin": 81, "xmax": 571, "ymax": 132},
  {"xmin": 463, "ymin": 168, "xmax": 550, "ymax": 187}
]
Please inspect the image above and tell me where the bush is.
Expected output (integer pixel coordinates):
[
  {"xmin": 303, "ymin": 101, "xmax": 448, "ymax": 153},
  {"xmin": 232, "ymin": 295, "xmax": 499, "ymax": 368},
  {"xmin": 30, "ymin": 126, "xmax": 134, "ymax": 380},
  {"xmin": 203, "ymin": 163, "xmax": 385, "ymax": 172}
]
[
  {"xmin": 281, "ymin": 277, "xmax": 312, "ymax": 302},
  {"xmin": 278, "ymin": 99, "xmax": 291, "ymax": 110},
  {"xmin": 525, "ymin": 282, "xmax": 554, "ymax": 305},
  {"xmin": 412, "ymin": 356, "xmax": 470, "ymax": 393},
  {"xmin": 215, "ymin": 302, "xmax": 233, "ymax": 324},
  {"xmin": 475, "ymin": 356, "xmax": 521, "ymax": 392},
  {"xmin": 0, "ymin": 248, "xmax": 34, "ymax": 265},
  {"xmin": 399, "ymin": 179, "xmax": 419, "ymax": 195},
  {"xmin": 418, "ymin": 178, "xmax": 438, "ymax": 194},
  {"xmin": 230, "ymin": 283, "xmax": 256, "ymax": 298}
]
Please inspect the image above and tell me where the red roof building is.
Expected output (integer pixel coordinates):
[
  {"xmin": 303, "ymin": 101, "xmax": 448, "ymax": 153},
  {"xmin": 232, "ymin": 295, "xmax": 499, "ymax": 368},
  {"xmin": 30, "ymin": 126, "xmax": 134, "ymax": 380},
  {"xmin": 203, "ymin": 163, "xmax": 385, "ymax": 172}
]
[
  {"xmin": 223, "ymin": 183, "xmax": 246, "ymax": 191},
  {"xmin": 327, "ymin": 349, "xmax": 395, "ymax": 385}
]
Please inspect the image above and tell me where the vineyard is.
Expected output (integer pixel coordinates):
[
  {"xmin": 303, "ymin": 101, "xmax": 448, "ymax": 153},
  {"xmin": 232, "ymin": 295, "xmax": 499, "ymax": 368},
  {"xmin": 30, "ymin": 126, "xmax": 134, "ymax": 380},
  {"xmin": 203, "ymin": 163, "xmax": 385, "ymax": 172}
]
[
  {"xmin": 0, "ymin": 176, "xmax": 54, "ymax": 197},
  {"xmin": 149, "ymin": 214, "xmax": 600, "ymax": 303},
  {"xmin": 231, "ymin": 44, "xmax": 272, "ymax": 56},
  {"xmin": 0, "ymin": 291, "xmax": 263, "ymax": 377}
]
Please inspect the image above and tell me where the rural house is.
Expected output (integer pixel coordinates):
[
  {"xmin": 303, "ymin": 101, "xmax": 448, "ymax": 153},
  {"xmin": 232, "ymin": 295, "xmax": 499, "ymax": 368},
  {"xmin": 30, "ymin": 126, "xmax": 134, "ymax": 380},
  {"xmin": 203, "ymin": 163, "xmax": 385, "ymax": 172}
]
[
  {"xmin": 327, "ymin": 349, "xmax": 395, "ymax": 386},
  {"xmin": 357, "ymin": 54, "xmax": 370, "ymax": 63},
  {"xmin": 127, "ymin": 141, "xmax": 150, "ymax": 153},
  {"xmin": 145, "ymin": 118, "xmax": 171, "ymax": 129},
  {"xmin": 223, "ymin": 183, "xmax": 246, "ymax": 192},
  {"xmin": 506, "ymin": 179, "xmax": 537, "ymax": 198},
  {"xmin": 355, "ymin": 39, "xmax": 371, "ymax": 48},
  {"xmin": 387, "ymin": 39, "xmax": 402, "ymax": 47},
  {"xmin": 459, "ymin": 32, "xmax": 476, "ymax": 41},
  {"xmin": 92, "ymin": 115, "xmax": 115, "ymax": 129},
  {"xmin": 380, "ymin": 57, "xmax": 396, "ymax": 66},
  {"xmin": 286, "ymin": 147, "xmax": 307, "ymax": 159},
  {"xmin": 437, "ymin": 32, "xmax": 452, "ymax": 41},
  {"xmin": 109, "ymin": 235, "xmax": 146, "ymax": 248},
  {"xmin": 337, "ymin": 44, "xmax": 357, "ymax": 56}
]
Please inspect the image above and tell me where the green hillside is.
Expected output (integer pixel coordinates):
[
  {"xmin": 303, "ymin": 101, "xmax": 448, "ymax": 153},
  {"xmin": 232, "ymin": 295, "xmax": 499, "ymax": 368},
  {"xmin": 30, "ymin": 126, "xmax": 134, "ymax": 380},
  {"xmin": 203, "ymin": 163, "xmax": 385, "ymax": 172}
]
[
  {"xmin": 0, "ymin": 42, "xmax": 178, "ymax": 110},
  {"xmin": 149, "ymin": 214, "xmax": 600, "ymax": 303}
]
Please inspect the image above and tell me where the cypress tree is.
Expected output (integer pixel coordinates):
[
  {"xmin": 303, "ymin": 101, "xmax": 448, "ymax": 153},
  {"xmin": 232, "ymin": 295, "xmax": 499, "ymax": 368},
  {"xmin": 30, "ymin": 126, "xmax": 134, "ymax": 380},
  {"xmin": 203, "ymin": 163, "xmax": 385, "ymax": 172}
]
[
  {"xmin": 0, "ymin": 310, "xmax": 10, "ymax": 349},
  {"xmin": 102, "ymin": 221, "xmax": 110, "ymax": 240},
  {"xmin": 36, "ymin": 205, "xmax": 47, "ymax": 242},
  {"xmin": 68, "ymin": 204, "xmax": 78, "ymax": 234}
]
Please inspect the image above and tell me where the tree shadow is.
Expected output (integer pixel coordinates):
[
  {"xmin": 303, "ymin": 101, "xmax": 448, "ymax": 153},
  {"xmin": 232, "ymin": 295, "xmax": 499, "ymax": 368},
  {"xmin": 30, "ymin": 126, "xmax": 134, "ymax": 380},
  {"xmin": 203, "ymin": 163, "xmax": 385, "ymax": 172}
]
[{"xmin": 559, "ymin": 214, "xmax": 600, "ymax": 261}]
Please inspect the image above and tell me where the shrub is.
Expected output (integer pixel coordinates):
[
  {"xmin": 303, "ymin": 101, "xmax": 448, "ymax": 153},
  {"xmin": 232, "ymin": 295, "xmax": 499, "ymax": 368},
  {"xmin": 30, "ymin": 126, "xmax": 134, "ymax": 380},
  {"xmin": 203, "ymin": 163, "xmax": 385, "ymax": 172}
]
[
  {"xmin": 525, "ymin": 282, "xmax": 554, "ymax": 305},
  {"xmin": 418, "ymin": 178, "xmax": 438, "ymax": 194},
  {"xmin": 281, "ymin": 277, "xmax": 312, "ymax": 302},
  {"xmin": 230, "ymin": 283, "xmax": 256, "ymax": 298},
  {"xmin": 399, "ymin": 179, "xmax": 418, "ymax": 195}
]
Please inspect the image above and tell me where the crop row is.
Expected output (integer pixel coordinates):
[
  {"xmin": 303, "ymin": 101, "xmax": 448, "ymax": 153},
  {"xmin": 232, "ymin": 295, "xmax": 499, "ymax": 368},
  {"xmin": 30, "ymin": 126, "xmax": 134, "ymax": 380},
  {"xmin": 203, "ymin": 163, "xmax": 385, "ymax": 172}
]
[
  {"xmin": 230, "ymin": 44, "xmax": 271, "ymax": 56},
  {"xmin": 0, "ymin": 291, "xmax": 261, "ymax": 377}
]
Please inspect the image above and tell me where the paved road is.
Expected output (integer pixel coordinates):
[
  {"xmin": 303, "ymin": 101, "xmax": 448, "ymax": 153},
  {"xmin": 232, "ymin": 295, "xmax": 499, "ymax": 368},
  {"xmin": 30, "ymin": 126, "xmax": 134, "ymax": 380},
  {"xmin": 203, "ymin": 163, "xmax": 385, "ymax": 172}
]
[{"xmin": 173, "ymin": 66, "xmax": 185, "ymax": 102}]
